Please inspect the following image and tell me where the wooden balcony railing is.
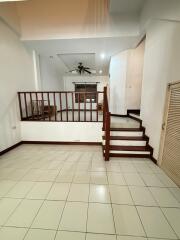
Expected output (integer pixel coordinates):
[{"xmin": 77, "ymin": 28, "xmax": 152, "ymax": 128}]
[
  {"xmin": 103, "ymin": 87, "xmax": 111, "ymax": 161},
  {"xmin": 18, "ymin": 91, "xmax": 104, "ymax": 122}
]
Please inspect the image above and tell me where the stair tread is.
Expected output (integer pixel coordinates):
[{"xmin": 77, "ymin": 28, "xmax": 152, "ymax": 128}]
[
  {"xmin": 109, "ymin": 153, "xmax": 151, "ymax": 158},
  {"xmin": 103, "ymin": 136, "xmax": 147, "ymax": 141},
  {"xmin": 103, "ymin": 145, "xmax": 151, "ymax": 151}
]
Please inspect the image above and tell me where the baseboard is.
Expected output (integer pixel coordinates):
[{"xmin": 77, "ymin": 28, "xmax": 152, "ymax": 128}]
[
  {"xmin": 0, "ymin": 141, "xmax": 102, "ymax": 156},
  {"xmin": 0, "ymin": 142, "xmax": 22, "ymax": 156},
  {"xmin": 21, "ymin": 141, "xmax": 102, "ymax": 146},
  {"xmin": 150, "ymin": 156, "xmax": 157, "ymax": 164},
  {"xmin": 111, "ymin": 114, "xmax": 128, "ymax": 117}
]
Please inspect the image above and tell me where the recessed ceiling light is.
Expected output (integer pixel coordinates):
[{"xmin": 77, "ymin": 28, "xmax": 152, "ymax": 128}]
[
  {"xmin": 100, "ymin": 53, "xmax": 105, "ymax": 60},
  {"xmin": 99, "ymin": 70, "xmax": 103, "ymax": 74}
]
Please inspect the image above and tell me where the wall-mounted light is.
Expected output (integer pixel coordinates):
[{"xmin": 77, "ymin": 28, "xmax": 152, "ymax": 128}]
[{"xmin": 99, "ymin": 70, "xmax": 103, "ymax": 74}]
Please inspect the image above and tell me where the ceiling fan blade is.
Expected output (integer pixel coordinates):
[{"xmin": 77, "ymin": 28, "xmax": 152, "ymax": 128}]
[
  {"xmin": 85, "ymin": 69, "xmax": 92, "ymax": 74},
  {"xmin": 84, "ymin": 67, "xmax": 90, "ymax": 70}
]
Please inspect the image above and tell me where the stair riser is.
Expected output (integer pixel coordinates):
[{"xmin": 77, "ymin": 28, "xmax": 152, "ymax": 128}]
[
  {"xmin": 110, "ymin": 131, "xmax": 143, "ymax": 137},
  {"xmin": 102, "ymin": 140, "xmax": 146, "ymax": 146}
]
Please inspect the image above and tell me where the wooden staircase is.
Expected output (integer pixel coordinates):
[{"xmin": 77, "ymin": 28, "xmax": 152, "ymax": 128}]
[
  {"xmin": 103, "ymin": 126, "xmax": 153, "ymax": 158},
  {"xmin": 102, "ymin": 86, "xmax": 153, "ymax": 161}
]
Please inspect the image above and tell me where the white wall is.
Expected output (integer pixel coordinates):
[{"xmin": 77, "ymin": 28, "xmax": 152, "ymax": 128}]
[
  {"xmin": 109, "ymin": 51, "xmax": 128, "ymax": 115},
  {"xmin": 140, "ymin": 0, "xmax": 180, "ymax": 31},
  {"xmin": 126, "ymin": 40, "xmax": 145, "ymax": 110},
  {"xmin": 40, "ymin": 56, "xmax": 65, "ymax": 91},
  {"xmin": 0, "ymin": 20, "xmax": 35, "ymax": 152},
  {"xmin": 21, "ymin": 122, "xmax": 102, "ymax": 143},
  {"xmin": 109, "ymin": 41, "xmax": 145, "ymax": 114},
  {"xmin": 141, "ymin": 20, "xmax": 180, "ymax": 160}
]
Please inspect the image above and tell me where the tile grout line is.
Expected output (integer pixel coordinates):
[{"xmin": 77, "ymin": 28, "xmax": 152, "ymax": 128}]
[
  {"xmin": 105, "ymin": 159, "xmax": 118, "ymax": 240},
  {"xmin": 53, "ymin": 151, "xmax": 83, "ymax": 240},
  {"xmin": 125, "ymin": 176, "xmax": 148, "ymax": 239},
  {"xmin": 21, "ymin": 152, "xmax": 71, "ymax": 240},
  {"xmin": 85, "ymin": 151, "xmax": 93, "ymax": 240}
]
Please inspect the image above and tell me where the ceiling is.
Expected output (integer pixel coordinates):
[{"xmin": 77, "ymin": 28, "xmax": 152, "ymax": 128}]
[
  {"xmin": 25, "ymin": 36, "xmax": 141, "ymax": 76},
  {"xmin": 109, "ymin": 0, "xmax": 145, "ymax": 14}
]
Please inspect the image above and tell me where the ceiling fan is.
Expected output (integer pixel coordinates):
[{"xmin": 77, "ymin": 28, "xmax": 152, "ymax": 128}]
[{"xmin": 69, "ymin": 62, "xmax": 95, "ymax": 75}]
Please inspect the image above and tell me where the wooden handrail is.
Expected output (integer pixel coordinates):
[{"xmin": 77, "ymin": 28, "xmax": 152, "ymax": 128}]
[
  {"xmin": 18, "ymin": 91, "xmax": 103, "ymax": 123},
  {"xmin": 103, "ymin": 86, "xmax": 111, "ymax": 161}
]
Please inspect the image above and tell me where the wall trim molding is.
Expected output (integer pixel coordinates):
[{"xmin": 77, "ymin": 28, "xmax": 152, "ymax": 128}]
[
  {"xmin": 0, "ymin": 142, "xmax": 22, "ymax": 156},
  {"xmin": 21, "ymin": 141, "xmax": 102, "ymax": 146},
  {"xmin": 111, "ymin": 114, "xmax": 128, "ymax": 117},
  {"xmin": 0, "ymin": 141, "xmax": 102, "ymax": 156}
]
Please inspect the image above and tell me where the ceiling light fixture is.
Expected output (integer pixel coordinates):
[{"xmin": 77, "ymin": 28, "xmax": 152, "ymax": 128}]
[
  {"xmin": 99, "ymin": 70, "xmax": 103, "ymax": 74},
  {"xmin": 100, "ymin": 53, "xmax": 105, "ymax": 60}
]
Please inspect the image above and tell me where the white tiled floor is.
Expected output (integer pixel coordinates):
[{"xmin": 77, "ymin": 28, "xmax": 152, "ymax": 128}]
[{"xmin": 0, "ymin": 144, "xmax": 180, "ymax": 240}]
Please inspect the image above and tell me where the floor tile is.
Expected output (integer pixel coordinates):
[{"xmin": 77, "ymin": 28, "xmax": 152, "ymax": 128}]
[
  {"xmin": 7, "ymin": 169, "xmax": 29, "ymax": 181},
  {"xmin": 26, "ymin": 182, "xmax": 53, "ymax": 199},
  {"xmin": 0, "ymin": 180, "xmax": 17, "ymax": 197},
  {"xmin": 5, "ymin": 199, "xmax": 43, "ymax": 227},
  {"xmin": 38, "ymin": 170, "xmax": 59, "ymax": 182},
  {"xmin": 0, "ymin": 198, "xmax": 21, "ymax": 225},
  {"xmin": 137, "ymin": 206, "xmax": 177, "ymax": 239},
  {"xmin": 129, "ymin": 186, "xmax": 157, "ymax": 206},
  {"xmin": 120, "ymin": 162, "xmax": 137, "ymax": 173},
  {"xmin": 59, "ymin": 202, "xmax": 88, "ymax": 232},
  {"xmin": 169, "ymin": 187, "xmax": 180, "ymax": 202},
  {"xmin": 107, "ymin": 173, "xmax": 126, "ymax": 185},
  {"xmin": 117, "ymin": 237, "xmax": 147, "ymax": 240},
  {"xmin": 109, "ymin": 185, "xmax": 133, "ymax": 205},
  {"xmin": 156, "ymin": 173, "xmax": 178, "ymax": 187},
  {"xmin": 67, "ymin": 184, "xmax": 89, "ymax": 202},
  {"xmin": 89, "ymin": 185, "xmax": 111, "ymax": 203},
  {"xmin": 86, "ymin": 233, "xmax": 116, "ymax": 240},
  {"xmin": 24, "ymin": 229, "xmax": 56, "ymax": 240},
  {"xmin": 105, "ymin": 163, "xmax": 121, "ymax": 172},
  {"xmin": 133, "ymin": 162, "xmax": 153, "ymax": 173},
  {"xmin": 6, "ymin": 181, "xmax": 34, "ymax": 199},
  {"xmin": 56, "ymin": 171, "xmax": 74, "ymax": 183},
  {"xmin": 91, "ymin": 164, "xmax": 106, "ymax": 172},
  {"xmin": 123, "ymin": 173, "xmax": 145, "ymax": 186},
  {"xmin": 55, "ymin": 231, "xmax": 86, "ymax": 240},
  {"xmin": 0, "ymin": 227, "xmax": 27, "ymax": 240},
  {"xmin": 113, "ymin": 204, "xmax": 145, "ymax": 236},
  {"xmin": 140, "ymin": 173, "xmax": 164, "ymax": 187},
  {"xmin": 87, "ymin": 203, "xmax": 115, "ymax": 234},
  {"xmin": 47, "ymin": 183, "xmax": 71, "ymax": 201},
  {"xmin": 149, "ymin": 187, "xmax": 180, "ymax": 207},
  {"xmin": 91, "ymin": 172, "xmax": 108, "ymax": 185},
  {"xmin": 32, "ymin": 200, "xmax": 65, "ymax": 230},
  {"xmin": 73, "ymin": 171, "xmax": 90, "ymax": 183},
  {"xmin": 162, "ymin": 208, "xmax": 180, "ymax": 238},
  {"xmin": 22, "ymin": 169, "xmax": 44, "ymax": 181}
]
